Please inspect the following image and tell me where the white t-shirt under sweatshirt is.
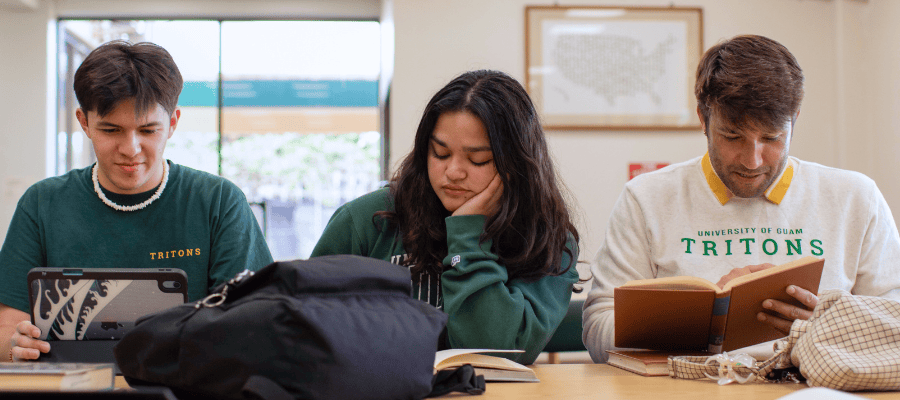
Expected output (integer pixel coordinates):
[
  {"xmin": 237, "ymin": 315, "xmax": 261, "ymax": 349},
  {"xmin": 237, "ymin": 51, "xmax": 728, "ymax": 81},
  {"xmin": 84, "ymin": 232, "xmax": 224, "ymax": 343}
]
[{"xmin": 582, "ymin": 154, "xmax": 900, "ymax": 363}]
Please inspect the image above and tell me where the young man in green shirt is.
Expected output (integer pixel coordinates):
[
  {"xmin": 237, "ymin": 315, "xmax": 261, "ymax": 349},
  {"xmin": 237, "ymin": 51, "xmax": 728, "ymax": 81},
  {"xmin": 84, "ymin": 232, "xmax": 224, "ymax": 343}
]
[{"xmin": 0, "ymin": 40, "xmax": 273, "ymax": 362}]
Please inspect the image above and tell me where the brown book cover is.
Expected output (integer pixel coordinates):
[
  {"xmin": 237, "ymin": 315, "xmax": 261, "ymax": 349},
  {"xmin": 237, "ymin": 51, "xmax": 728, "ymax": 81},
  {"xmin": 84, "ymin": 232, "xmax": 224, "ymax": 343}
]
[
  {"xmin": 606, "ymin": 350, "xmax": 711, "ymax": 376},
  {"xmin": 614, "ymin": 256, "xmax": 824, "ymax": 353}
]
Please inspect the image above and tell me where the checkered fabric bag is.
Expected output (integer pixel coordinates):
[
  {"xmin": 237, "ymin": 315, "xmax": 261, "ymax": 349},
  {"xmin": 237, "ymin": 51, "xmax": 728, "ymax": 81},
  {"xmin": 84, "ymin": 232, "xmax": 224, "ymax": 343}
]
[{"xmin": 670, "ymin": 289, "xmax": 900, "ymax": 391}]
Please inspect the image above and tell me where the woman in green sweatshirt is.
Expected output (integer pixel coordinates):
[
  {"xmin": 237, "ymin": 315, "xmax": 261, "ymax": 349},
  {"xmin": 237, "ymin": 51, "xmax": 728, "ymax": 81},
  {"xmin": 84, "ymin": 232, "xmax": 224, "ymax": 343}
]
[{"xmin": 310, "ymin": 70, "xmax": 581, "ymax": 364}]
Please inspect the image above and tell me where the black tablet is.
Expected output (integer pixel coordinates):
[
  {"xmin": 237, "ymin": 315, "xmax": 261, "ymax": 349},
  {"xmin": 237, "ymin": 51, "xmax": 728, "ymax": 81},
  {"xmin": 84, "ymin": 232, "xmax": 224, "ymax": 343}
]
[{"xmin": 27, "ymin": 268, "xmax": 188, "ymax": 341}]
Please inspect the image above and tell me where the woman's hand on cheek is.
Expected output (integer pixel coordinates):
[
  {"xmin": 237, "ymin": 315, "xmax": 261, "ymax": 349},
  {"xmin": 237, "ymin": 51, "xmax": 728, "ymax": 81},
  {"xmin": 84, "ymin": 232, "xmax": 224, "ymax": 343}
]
[{"xmin": 452, "ymin": 174, "xmax": 503, "ymax": 217}]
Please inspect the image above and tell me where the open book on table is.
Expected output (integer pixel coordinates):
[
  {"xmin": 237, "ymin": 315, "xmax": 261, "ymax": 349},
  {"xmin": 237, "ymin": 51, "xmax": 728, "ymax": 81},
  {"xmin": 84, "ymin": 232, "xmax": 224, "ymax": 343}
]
[
  {"xmin": 614, "ymin": 256, "xmax": 824, "ymax": 353},
  {"xmin": 434, "ymin": 349, "xmax": 538, "ymax": 382}
]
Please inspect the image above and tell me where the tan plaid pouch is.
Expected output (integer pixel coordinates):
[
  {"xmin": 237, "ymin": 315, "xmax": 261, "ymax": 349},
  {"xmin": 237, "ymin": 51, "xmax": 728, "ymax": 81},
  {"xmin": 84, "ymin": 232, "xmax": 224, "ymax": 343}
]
[
  {"xmin": 670, "ymin": 289, "xmax": 900, "ymax": 391},
  {"xmin": 668, "ymin": 342, "xmax": 793, "ymax": 384}
]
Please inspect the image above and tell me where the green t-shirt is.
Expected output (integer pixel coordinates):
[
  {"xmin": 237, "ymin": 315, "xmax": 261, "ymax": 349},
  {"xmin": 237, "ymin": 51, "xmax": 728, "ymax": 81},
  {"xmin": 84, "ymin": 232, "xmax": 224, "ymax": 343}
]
[
  {"xmin": 311, "ymin": 188, "xmax": 579, "ymax": 364},
  {"xmin": 0, "ymin": 161, "xmax": 273, "ymax": 312}
]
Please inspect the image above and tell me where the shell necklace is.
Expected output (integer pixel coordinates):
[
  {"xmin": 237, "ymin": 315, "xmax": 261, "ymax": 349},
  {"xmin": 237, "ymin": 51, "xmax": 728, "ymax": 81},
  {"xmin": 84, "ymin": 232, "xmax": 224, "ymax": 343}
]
[{"xmin": 92, "ymin": 162, "xmax": 169, "ymax": 212}]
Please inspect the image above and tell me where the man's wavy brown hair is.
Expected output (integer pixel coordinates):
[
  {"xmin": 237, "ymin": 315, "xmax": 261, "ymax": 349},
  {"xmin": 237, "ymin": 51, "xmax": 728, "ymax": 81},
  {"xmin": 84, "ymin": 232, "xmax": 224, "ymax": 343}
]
[
  {"xmin": 376, "ymin": 70, "xmax": 579, "ymax": 281},
  {"xmin": 695, "ymin": 35, "xmax": 803, "ymax": 132},
  {"xmin": 74, "ymin": 40, "xmax": 183, "ymax": 118}
]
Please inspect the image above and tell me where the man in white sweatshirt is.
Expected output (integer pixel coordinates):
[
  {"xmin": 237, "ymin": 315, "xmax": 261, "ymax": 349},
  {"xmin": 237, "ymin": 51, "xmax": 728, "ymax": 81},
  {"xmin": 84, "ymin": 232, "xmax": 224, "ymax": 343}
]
[{"xmin": 582, "ymin": 34, "xmax": 900, "ymax": 363}]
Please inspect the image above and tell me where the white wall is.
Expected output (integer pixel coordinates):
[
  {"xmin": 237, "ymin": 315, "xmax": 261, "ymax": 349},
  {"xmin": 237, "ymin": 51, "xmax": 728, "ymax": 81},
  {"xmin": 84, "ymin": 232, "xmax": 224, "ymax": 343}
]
[
  {"xmin": 839, "ymin": 0, "xmax": 900, "ymax": 213},
  {"xmin": 0, "ymin": 0, "xmax": 54, "ymax": 242},
  {"xmin": 2, "ymin": 0, "xmax": 900, "ymax": 267}
]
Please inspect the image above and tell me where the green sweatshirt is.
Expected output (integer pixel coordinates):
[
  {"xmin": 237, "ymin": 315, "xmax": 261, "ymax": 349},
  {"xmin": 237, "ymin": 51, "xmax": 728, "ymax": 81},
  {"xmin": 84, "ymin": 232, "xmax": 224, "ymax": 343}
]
[
  {"xmin": 0, "ymin": 161, "xmax": 273, "ymax": 312},
  {"xmin": 311, "ymin": 188, "xmax": 579, "ymax": 364}
]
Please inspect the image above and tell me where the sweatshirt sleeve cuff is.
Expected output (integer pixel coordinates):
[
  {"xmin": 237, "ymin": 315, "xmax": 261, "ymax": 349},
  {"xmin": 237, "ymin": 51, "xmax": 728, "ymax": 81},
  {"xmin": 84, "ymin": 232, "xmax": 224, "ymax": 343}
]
[{"xmin": 445, "ymin": 214, "xmax": 492, "ymax": 255}]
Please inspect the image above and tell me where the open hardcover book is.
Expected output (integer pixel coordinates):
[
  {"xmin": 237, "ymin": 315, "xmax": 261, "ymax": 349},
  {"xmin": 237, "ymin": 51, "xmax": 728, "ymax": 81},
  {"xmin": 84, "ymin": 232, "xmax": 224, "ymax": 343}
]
[
  {"xmin": 614, "ymin": 256, "xmax": 825, "ymax": 353},
  {"xmin": 434, "ymin": 349, "xmax": 538, "ymax": 382}
]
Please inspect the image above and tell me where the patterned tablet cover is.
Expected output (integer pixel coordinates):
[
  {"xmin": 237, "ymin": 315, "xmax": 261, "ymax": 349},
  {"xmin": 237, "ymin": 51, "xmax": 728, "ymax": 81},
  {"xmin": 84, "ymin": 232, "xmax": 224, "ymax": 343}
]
[{"xmin": 29, "ymin": 271, "xmax": 186, "ymax": 341}]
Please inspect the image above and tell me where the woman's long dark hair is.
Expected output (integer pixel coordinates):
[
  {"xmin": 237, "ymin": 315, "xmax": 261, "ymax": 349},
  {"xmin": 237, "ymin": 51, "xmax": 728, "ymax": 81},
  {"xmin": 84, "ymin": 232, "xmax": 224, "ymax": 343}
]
[{"xmin": 378, "ymin": 70, "xmax": 579, "ymax": 281}]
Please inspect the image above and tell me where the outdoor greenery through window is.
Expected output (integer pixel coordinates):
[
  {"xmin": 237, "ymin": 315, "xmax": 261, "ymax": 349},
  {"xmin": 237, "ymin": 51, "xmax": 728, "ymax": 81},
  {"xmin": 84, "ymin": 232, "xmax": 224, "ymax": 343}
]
[{"xmin": 57, "ymin": 20, "xmax": 383, "ymax": 260}]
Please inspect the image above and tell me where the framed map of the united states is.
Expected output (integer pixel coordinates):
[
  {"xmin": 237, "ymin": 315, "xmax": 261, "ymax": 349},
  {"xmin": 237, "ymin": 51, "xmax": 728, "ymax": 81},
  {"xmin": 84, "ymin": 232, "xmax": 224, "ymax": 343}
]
[{"xmin": 525, "ymin": 6, "xmax": 703, "ymax": 130}]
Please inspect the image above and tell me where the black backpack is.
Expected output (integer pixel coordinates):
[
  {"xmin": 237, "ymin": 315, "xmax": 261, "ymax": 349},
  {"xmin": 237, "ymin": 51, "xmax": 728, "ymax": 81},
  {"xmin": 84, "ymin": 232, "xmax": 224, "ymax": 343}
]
[{"xmin": 114, "ymin": 255, "xmax": 484, "ymax": 399}]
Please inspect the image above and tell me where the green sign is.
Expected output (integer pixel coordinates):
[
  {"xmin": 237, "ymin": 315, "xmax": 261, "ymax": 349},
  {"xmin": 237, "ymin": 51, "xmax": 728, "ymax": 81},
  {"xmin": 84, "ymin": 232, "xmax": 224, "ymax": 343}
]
[{"xmin": 180, "ymin": 80, "xmax": 378, "ymax": 107}]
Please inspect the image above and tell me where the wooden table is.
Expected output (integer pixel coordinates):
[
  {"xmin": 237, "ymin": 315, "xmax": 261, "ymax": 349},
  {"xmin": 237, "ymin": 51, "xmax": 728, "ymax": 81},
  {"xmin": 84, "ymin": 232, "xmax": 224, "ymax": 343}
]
[
  {"xmin": 116, "ymin": 364, "xmax": 900, "ymax": 399},
  {"xmin": 445, "ymin": 364, "xmax": 900, "ymax": 400}
]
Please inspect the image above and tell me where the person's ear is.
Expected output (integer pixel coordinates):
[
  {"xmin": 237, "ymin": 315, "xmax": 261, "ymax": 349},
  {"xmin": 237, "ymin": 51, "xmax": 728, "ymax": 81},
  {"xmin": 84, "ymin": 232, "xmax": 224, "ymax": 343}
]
[
  {"xmin": 697, "ymin": 107, "xmax": 707, "ymax": 137},
  {"xmin": 76, "ymin": 108, "xmax": 91, "ymax": 138},
  {"xmin": 167, "ymin": 108, "xmax": 181, "ymax": 139},
  {"xmin": 789, "ymin": 110, "xmax": 800, "ymax": 143}
]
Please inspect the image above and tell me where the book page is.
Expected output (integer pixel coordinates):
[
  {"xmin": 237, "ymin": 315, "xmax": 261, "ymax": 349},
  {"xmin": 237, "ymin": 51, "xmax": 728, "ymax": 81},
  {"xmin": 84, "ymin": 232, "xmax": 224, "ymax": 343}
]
[
  {"xmin": 434, "ymin": 349, "xmax": 526, "ymax": 371},
  {"xmin": 0, "ymin": 362, "xmax": 114, "ymax": 391},
  {"xmin": 438, "ymin": 354, "xmax": 531, "ymax": 372},
  {"xmin": 721, "ymin": 255, "xmax": 820, "ymax": 292},
  {"xmin": 776, "ymin": 387, "xmax": 871, "ymax": 400},
  {"xmin": 474, "ymin": 367, "xmax": 539, "ymax": 382},
  {"xmin": 620, "ymin": 275, "xmax": 721, "ymax": 292}
]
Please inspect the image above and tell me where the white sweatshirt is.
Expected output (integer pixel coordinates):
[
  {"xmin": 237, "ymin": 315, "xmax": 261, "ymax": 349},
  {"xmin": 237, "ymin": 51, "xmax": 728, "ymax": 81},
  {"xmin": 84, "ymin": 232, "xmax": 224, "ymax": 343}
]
[{"xmin": 582, "ymin": 154, "xmax": 900, "ymax": 363}]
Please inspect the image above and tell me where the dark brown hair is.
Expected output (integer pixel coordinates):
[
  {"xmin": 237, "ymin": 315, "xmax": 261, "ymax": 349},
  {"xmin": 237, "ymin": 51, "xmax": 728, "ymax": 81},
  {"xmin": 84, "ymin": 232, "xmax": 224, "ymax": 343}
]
[
  {"xmin": 695, "ymin": 35, "xmax": 803, "ymax": 132},
  {"xmin": 378, "ymin": 70, "xmax": 579, "ymax": 281},
  {"xmin": 74, "ymin": 40, "xmax": 183, "ymax": 117}
]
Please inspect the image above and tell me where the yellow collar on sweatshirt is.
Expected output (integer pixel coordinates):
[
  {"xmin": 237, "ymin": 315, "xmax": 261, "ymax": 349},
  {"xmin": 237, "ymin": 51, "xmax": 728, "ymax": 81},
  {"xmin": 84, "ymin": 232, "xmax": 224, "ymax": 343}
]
[{"xmin": 701, "ymin": 153, "xmax": 794, "ymax": 205}]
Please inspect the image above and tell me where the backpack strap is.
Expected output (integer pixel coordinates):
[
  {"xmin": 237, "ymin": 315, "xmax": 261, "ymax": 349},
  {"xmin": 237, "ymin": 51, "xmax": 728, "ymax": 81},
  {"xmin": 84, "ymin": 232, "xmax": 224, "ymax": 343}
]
[
  {"xmin": 427, "ymin": 364, "xmax": 486, "ymax": 397},
  {"xmin": 242, "ymin": 375, "xmax": 293, "ymax": 400}
]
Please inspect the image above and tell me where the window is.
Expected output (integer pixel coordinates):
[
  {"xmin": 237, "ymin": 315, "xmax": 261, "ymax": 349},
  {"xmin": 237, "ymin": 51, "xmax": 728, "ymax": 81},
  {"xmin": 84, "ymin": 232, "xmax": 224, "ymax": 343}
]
[{"xmin": 57, "ymin": 19, "xmax": 383, "ymax": 260}]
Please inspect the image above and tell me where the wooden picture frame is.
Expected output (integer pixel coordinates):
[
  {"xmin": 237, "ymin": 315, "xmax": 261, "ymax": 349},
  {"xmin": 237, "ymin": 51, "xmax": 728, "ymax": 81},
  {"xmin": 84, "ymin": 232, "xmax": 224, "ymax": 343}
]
[{"xmin": 525, "ymin": 6, "xmax": 703, "ymax": 130}]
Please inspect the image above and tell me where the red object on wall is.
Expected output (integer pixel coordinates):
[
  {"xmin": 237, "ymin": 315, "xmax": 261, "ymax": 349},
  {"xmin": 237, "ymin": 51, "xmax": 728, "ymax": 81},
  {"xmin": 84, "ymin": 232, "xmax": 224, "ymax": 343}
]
[{"xmin": 628, "ymin": 163, "xmax": 669, "ymax": 180}]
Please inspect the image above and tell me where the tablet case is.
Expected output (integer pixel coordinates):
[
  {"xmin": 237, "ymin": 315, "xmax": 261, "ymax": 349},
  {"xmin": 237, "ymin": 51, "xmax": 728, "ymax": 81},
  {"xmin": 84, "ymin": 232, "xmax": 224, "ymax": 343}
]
[{"xmin": 27, "ymin": 268, "xmax": 188, "ymax": 371}]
